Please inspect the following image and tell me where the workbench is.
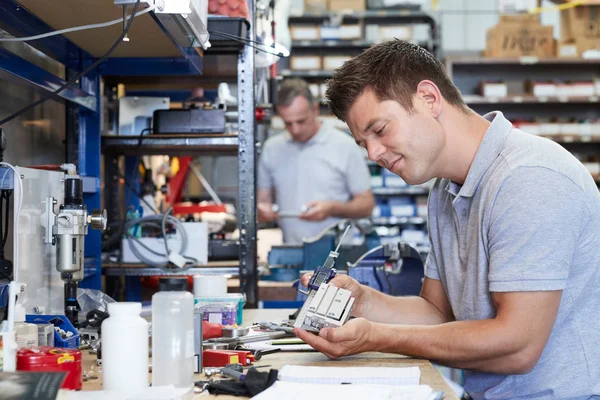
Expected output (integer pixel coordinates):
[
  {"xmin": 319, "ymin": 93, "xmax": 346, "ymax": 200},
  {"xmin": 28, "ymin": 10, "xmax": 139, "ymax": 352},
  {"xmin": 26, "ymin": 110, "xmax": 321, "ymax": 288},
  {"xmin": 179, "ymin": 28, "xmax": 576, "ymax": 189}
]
[{"xmin": 81, "ymin": 309, "xmax": 459, "ymax": 399}]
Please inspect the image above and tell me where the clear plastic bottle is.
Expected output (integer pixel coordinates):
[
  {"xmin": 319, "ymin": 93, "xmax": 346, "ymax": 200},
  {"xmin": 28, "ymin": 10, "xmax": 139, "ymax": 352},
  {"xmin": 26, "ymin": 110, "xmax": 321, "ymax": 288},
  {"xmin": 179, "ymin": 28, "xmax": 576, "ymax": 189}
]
[
  {"xmin": 101, "ymin": 302, "xmax": 149, "ymax": 391},
  {"xmin": 152, "ymin": 278, "xmax": 194, "ymax": 394}
]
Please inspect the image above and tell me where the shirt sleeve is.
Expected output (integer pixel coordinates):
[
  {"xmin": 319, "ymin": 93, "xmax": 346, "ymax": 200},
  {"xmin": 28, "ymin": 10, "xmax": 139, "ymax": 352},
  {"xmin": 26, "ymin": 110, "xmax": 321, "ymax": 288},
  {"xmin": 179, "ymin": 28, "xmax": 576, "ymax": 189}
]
[
  {"xmin": 257, "ymin": 141, "xmax": 274, "ymax": 191},
  {"xmin": 487, "ymin": 167, "xmax": 589, "ymax": 292},
  {"xmin": 345, "ymin": 145, "xmax": 372, "ymax": 195}
]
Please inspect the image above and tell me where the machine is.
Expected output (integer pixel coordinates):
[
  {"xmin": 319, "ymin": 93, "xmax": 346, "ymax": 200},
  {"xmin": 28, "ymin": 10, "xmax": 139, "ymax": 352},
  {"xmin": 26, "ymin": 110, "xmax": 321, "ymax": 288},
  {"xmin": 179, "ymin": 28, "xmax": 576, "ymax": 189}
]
[
  {"xmin": 348, "ymin": 242, "xmax": 425, "ymax": 296},
  {"xmin": 293, "ymin": 226, "xmax": 355, "ymax": 333},
  {"xmin": 43, "ymin": 174, "xmax": 107, "ymax": 326}
]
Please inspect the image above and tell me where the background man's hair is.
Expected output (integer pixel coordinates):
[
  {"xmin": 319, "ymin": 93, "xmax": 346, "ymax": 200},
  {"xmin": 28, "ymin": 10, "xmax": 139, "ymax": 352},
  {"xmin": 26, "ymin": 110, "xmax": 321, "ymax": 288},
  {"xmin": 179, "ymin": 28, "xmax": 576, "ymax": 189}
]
[
  {"xmin": 325, "ymin": 40, "xmax": 466, "ymax": 121},
  {"xmin": 276, "ymin": 78, "xmax": 315, "ymax": 107}
]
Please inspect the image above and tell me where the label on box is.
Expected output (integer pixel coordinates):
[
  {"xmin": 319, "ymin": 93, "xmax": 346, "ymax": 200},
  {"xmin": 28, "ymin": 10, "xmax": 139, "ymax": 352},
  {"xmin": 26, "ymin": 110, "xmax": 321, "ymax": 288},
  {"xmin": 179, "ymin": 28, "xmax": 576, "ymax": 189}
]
[{"xmin": 291, "ymin": 26, "xmax": 319, "ymax": 40}]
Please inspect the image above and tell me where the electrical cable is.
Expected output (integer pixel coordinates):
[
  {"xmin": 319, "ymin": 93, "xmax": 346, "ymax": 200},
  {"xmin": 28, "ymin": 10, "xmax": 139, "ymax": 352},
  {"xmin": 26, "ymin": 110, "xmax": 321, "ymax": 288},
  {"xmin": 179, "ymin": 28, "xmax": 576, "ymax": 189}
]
[
  {"xmin": 208, "ymin": 30, "xmax": 286, "ymax": 57},
  {"xmin": 0, "ymin": 5, "xmax": 155, "ymax": 42},
  {"xmin": 123, "ymin": 214, "xmax": 199, "ymax": 271},
  {"xmin": 0, "ymin": 0, "xmax": 142, "ymax": 127}
]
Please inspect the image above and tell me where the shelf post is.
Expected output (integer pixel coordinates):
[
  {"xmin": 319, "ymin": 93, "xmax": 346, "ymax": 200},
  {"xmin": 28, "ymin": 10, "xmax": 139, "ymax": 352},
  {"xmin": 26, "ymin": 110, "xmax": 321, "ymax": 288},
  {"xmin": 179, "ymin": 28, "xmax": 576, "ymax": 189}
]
[{"xmin": 237, "ymin": 0, "xmax": 258, "ymax": 307}]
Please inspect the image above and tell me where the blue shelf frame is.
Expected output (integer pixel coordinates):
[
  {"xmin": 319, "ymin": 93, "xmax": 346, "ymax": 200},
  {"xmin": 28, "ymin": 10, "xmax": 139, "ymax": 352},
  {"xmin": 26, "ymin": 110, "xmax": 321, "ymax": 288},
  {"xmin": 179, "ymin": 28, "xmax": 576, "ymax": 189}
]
[{"xmin": 0, "ymin": 0, "xmax": 209, "ymax": 289}]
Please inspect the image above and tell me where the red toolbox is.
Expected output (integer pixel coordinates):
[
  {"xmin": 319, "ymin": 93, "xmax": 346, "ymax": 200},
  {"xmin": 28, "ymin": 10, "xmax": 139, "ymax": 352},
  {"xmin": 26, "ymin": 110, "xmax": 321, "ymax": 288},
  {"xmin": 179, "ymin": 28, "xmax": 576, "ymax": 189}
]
[{"xmin": 17, "ymin": 347, "xmax": 82, "ymax": 390}]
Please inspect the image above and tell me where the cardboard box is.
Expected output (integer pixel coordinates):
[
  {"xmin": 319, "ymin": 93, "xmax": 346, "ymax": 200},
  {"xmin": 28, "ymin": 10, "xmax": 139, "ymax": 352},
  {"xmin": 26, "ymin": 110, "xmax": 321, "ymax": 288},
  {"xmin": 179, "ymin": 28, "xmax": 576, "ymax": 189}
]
[
  {"xmin": 290, "ymin": 56, "xmax": 322, "ymax": 70},
  {"xmin": 485, "ymin": 22, "xmax": 555, "ymax": 58},
  {"xmin": 323, "ymin": 55, "xmax": 352, "ymax": 70},
  {"xmin": 378, "ymin": 25, "xmax": 413, "ymax": 41},
  {"xmin": 560, "ymin": 5, "xmax": 600, "ymax": 44},
  {"xmin": 339, "ymin": 24, "xmax": 363, "ymax": 39},
  {"xmin": 329, "ymin": 0, "xmax": 366, "ymax": 11},
  {"xmin": 290, "ymin": 26, "xmax": 320, "ymax": 40},
  {"xmin": 305, "ymin": 0, "xmax": 328, "ymax": 12}
]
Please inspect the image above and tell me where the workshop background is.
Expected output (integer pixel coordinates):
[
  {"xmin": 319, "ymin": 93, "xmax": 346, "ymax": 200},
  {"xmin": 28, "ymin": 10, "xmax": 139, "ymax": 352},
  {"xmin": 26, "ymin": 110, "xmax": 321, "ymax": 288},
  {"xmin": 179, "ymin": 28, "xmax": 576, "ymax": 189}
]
[{"xmin": 0, "ymin": 0, "xmax": 598, "ymax": 396}]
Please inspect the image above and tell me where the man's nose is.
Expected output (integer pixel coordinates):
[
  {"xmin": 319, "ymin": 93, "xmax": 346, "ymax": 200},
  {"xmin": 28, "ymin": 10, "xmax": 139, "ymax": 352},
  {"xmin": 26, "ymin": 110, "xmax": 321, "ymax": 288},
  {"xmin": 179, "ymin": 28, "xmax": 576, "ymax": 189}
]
[{"xmin": 366, "ymin": 141, "xmax": 386, "ymax": 164}]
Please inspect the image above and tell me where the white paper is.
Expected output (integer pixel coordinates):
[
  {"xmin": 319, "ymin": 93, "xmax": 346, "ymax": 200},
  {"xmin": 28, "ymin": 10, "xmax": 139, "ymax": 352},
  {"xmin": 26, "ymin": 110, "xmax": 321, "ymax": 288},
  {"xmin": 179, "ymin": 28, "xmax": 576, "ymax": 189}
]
[
  {"xmin": 58, "ymin": 385, "xmax": 191, "ymax": 400},
  {"xmin": 251, "ymin": 381, "xmax": 436, "ymax": 400},
  {"xmin": 278, "ymin": 365, "xmax": 421, "ymax": 385}
]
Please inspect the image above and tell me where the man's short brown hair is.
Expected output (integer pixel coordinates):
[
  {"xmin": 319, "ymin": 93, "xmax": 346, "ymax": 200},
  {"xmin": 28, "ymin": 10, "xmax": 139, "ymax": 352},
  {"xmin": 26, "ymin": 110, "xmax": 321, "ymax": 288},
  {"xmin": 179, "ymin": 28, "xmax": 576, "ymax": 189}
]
[
  {"xmin": 277, "ymin": 78, "xmax": 315, "ymax": 107},
  {"xmin": 325, "ymin": 40, "xmax": 466, "ymax": 121}
]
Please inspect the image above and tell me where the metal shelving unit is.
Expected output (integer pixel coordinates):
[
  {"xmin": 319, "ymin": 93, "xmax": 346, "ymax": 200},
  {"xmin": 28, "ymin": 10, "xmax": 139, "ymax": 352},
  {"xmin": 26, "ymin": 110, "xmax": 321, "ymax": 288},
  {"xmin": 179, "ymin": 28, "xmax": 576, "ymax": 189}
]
[{"xmin": 0, "ymin": 1, "xmax": 259, "ymax": 305}]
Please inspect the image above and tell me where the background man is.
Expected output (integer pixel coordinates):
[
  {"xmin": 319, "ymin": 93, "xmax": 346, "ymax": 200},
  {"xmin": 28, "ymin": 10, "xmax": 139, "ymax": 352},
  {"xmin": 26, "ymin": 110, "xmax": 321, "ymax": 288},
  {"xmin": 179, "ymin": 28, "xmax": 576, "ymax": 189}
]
[{"xmin": 258, "ymin": 78, "xmax": 374, "ymax": 244}]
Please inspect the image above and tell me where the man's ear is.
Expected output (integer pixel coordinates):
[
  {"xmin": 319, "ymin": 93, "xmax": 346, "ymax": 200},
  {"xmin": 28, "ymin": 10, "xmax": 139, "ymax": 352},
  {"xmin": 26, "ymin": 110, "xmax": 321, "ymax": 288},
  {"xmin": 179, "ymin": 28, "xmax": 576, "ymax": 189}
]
[{"xmin": 416, "ymin": 80, "xmax": 442, "ymax": 118}]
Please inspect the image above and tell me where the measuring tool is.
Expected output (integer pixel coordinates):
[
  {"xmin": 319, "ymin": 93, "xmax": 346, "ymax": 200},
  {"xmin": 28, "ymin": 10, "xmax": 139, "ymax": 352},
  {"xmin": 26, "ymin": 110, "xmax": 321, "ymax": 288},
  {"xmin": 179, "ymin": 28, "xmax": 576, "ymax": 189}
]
[{"xmin": 293, "ymin": 225, "xmax": 355, "ymax": 333}]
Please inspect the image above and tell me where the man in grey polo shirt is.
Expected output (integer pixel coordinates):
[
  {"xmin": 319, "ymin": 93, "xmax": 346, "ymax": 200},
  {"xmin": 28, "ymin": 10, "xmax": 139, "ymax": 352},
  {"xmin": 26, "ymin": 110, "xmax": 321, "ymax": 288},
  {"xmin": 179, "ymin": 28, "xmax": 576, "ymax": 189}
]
[
  {"xmin": 258, "ymin": 78, "xmax": 374, "ymax": 244},
  {"xmin": 295, "ymin": 40, "xmax": 600, "ymax": 399}
]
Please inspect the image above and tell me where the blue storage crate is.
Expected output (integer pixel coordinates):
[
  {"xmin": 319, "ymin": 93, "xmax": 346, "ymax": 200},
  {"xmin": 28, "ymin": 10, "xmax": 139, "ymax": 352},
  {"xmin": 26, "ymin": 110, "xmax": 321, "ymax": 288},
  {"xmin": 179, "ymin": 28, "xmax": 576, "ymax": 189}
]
[{"xmin": 26, "ymin": 315, "xmax": 80, "ymax": 349}]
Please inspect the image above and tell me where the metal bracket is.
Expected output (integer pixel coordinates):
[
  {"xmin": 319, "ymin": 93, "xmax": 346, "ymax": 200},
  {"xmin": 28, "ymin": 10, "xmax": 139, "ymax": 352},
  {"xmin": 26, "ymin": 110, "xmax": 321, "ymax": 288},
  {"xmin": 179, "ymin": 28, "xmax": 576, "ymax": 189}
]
[{"xmin": 42, "ymin": 196, "xmax": 57, "ymax": 245}]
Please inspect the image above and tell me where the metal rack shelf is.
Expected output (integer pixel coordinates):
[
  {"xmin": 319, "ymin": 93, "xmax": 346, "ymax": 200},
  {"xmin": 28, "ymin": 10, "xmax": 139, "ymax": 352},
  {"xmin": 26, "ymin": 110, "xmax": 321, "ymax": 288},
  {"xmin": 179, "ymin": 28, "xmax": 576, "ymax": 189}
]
[
  {"xmin": 372, "ymin": 187, "xmax": 429, "ymax": 196},
  {"xmin": 0, "ymin": 1, "xmax": 258, "ymax": 304},
  {"xmin": 289, "ymin": 10, "xmax": 437, "ymax": 24},
  {"xmin": 372, "ymin": 216, "xmax": 426, "ymax": 225},
  {"xmin": 447, "ymin": 56, "xmax": 600, "ymax": 66},
  {"xmin": 102, "ymin": 262, "xmax": 239, "ymax": 277},
  {"xmin": 280, "ymin": 69, "xmax": 333, "ymax": 78},
  {"xmin": 101, "ymin": 134, "xmax": 239, "ymax": 156},
  {"xmin": 464, "ymin": 95, "xmax": 599, "ymax": 105}
]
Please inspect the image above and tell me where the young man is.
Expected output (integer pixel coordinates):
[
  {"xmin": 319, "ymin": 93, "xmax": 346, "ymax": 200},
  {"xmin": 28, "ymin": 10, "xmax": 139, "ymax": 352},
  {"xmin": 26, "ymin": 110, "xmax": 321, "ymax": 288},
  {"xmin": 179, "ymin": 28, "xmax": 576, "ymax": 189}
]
[
  {"xmin": 258, "ymin": 78, "xmax": 374, "ymax": 244},
  {"xmin": 294, "ymin": 40, "xmax": 600, "ymax": 399}
]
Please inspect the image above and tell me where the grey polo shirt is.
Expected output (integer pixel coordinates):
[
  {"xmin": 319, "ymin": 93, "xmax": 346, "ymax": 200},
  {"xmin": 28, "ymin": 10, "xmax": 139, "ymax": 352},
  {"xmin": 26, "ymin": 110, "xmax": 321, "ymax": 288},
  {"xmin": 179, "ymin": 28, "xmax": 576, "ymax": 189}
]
[
  {"xmin": 258, "ymin": 122, "xmax": 371, "ymax": 244},
  {"xmin": 426, "ymin": 112, "xmax": 600, "ymax": 399}
]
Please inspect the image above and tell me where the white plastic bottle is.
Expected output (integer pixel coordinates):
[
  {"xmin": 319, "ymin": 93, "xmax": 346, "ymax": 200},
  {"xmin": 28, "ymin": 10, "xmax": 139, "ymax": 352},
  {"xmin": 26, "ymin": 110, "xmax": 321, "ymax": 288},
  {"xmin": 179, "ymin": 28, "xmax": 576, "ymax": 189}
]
[
  {"xmin": 101, "ymin": 302, "xmax": 149, "ymax": 391},
  {"xmin": 152, "ymin": 278, "xmax": 195, "ymax": 394},
  {"xmin": 14, "ymin": 305, "xmax": 37, "ymax": 349}
]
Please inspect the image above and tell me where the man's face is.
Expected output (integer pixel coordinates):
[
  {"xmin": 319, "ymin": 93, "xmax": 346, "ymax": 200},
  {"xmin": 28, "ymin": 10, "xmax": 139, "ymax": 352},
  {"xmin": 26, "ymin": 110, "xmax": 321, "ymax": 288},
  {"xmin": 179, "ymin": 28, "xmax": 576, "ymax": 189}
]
[
  {"xmin": 347, "ymin": 89, "xmax": 445, "ymax": 185},
  {"xmin": 277, "ymin": 96, "xmax": 320, "ymax": 143}
]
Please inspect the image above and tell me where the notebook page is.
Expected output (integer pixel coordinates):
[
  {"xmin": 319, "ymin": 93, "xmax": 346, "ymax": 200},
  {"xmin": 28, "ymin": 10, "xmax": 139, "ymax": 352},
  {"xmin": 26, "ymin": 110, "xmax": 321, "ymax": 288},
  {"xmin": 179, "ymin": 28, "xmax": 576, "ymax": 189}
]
[
  {"xmin": 251, "ymin": 381, "xmax": 436, "ymax": 400},
  {"xmin": 278, "ymin": 365, "xmax": 420, "ymax": 385}
]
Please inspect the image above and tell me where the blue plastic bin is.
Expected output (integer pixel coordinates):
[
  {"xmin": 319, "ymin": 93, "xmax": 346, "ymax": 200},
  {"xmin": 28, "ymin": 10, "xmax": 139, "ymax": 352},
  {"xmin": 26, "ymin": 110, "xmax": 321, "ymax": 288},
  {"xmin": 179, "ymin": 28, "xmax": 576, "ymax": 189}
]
[{"xmin": 26, "ymin": 315, "xmax": 80, "ymax": 349}]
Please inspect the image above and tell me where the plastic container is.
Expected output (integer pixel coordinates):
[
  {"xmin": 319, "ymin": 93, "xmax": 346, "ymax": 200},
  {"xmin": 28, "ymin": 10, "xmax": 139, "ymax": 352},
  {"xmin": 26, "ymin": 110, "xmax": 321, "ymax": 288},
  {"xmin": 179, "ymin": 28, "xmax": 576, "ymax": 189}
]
[
  {"xmin": 101, "ymin": 302, "xmax": 149, "ymax": 391},
  {"xmin": 194, "ymin": 293, "xmax": 246, "ymax": 325},
  {"xmin": 14, "ymin": 305, "xmax": 37, "ymax": 349},
  {"xmin": 17, "ymin": 346, "xmax": 82, "ymax": 390},
  {"xmin": 152, "ymin": 278, "xmax": 194, "ymax": 395},
  {"xmin": 25, "ymin": 315, "xmax": 79, "ymax": 349}
]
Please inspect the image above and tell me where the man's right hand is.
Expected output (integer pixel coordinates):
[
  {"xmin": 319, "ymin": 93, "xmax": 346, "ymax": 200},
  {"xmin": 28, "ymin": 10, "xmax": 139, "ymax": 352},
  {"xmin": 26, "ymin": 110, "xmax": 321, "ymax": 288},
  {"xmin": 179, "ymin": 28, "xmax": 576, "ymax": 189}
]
[
  {"xmin": 258, "ymin": 203, "xmax": 278, "ymax": 222},
  {"xmin": 300, "ymin": 273, "xmax": 367, "ymax": 318}
]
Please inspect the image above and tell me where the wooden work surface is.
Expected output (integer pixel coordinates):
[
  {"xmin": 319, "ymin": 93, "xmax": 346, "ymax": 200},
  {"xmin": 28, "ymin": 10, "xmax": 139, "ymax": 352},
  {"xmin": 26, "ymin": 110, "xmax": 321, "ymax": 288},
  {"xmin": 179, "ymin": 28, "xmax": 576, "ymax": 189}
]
[{"xmin": 82, "ymin": 309, "xmax": 459, "ymax": 399}]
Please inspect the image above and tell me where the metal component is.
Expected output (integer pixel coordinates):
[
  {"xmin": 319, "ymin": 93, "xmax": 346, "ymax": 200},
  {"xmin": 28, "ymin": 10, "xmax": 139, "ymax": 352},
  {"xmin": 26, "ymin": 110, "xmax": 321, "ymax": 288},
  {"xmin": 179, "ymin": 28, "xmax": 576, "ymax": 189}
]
[
  {"xmin": 122, "ymin": 5, "xmax": 130, "ymax": 42},
  {"xmin": 203, "ymin": 342, "xmax": 228, "ymax": 351},
  {"xmin": 256, "ymin": 322, "xmax": 295, "ymax": 334},
  {"xmin": 89, "ymin": 209, "xmax": 107, "ymax": 230},
  {"xmin": 221, "ymin": 327, "xmax": 249, "ymax": 338},
  {"xmin": 238, "ymin": 0, "xmax": 258, "ymax": 308}
]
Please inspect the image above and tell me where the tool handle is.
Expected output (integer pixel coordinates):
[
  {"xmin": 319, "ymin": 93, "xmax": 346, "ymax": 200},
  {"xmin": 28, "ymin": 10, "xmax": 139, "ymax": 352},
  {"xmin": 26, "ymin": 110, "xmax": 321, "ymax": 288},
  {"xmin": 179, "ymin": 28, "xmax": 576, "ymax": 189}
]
[{"xmin": 221, "ymin": 367, "xmax": 245, "ymax": 381}]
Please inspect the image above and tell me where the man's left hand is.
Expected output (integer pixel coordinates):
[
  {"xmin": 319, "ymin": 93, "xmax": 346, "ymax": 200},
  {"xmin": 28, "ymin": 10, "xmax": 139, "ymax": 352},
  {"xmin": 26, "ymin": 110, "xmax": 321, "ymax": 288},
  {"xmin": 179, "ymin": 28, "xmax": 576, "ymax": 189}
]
[
  {"xmin": 300, "ymin": 201, "xmax": 333, "ymax": 221},
  {"xmin": 293, "ymin": 318, "xmax": 375, "ymax": 359}
]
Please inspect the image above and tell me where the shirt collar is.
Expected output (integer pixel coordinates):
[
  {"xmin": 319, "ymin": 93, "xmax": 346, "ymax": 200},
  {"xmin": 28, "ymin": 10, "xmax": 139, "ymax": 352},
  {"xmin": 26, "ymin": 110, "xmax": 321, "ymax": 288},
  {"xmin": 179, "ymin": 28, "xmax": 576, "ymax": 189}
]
[{"xmin": 454, "ymin": 111, "xmax": 513, "ymax": 198}]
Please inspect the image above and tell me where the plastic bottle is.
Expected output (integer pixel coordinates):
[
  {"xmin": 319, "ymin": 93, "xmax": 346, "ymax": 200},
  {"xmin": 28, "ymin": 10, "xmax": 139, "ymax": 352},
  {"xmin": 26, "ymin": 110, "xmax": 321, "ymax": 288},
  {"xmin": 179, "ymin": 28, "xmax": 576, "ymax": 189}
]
[
  {"xmin": 152, "ymin": 278, "xmax": 195, "ymax": 395},
  {"xmin": 101, "ymin": 302, "xmax": 149, "ymax": 391},
  {"xmin": 14, "ymin": 305, "xmax": 37, "ymax": 349}
]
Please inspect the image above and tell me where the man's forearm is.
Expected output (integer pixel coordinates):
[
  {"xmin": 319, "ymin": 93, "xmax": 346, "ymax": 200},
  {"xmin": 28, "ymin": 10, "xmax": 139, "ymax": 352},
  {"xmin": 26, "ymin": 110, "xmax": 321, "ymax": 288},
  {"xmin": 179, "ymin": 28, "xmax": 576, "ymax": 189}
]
[
  {"xmin": 356, "ymin": 285, "xmax": 450, "ymax": 325},
  {"xmin": 328, "ymin": 192, "xmax": 374, "ymax": 219},
  {"xmin": 371, "ymin": 319, "xmax": 535, "ymax": 374}
]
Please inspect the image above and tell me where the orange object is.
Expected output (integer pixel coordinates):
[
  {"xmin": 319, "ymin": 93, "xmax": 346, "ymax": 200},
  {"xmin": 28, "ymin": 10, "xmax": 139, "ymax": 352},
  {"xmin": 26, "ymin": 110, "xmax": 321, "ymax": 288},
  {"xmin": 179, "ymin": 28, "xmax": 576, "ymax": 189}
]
[
  {"xmin": 203, "ymin": 350, "xmax": 240, "ymax": 367},
  {"xmin": 202, "ymin": 320, "xmax": 224, "ymax": 340}
]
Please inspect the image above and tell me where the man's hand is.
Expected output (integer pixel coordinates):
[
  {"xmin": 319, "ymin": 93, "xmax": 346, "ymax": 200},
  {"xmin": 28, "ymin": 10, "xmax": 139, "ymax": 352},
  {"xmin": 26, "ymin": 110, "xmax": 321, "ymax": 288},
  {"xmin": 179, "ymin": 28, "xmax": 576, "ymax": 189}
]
[
  {"xmin": 300, "ymin": 273, "xmax": 367, "ymax": 317},
  {"xmin": 258, "ymin": 202, "xmax": 278, "ymax": 222},
  {"xmin": 300, "ymin": 201, "xmax": 333, "ymax": 221},
  {"xmin": 294, "ymin": 318, "xmax": 375, "ymax": 359}
]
